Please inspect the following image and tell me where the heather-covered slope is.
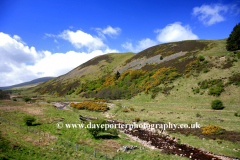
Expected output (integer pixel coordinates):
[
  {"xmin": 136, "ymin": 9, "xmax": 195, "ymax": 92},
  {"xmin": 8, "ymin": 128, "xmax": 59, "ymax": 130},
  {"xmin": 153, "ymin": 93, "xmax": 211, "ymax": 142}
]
[{"xmin": 31, "ymin": 39, "xmax": 240, "ymax": 101}]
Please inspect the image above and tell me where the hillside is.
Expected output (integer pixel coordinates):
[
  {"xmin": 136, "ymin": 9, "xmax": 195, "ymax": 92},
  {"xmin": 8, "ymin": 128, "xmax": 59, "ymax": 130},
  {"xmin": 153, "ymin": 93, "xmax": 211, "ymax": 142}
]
[
  {"xmin": 31, "ymin": 39, "xmax": 240, "ymax": 104},
  {"xmin": 0, "ymin": 77, "xmax": 55, "ymax": 91},
  {"xmin": 3, "ymin": 38, "xmax": 240, "ymax": 160}
]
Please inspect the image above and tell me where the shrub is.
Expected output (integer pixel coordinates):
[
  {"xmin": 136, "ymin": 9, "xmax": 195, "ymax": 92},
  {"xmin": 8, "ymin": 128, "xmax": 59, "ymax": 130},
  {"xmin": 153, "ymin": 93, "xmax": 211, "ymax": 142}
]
[
  {"xmin": 135, "ymin": 118, "xmax": 140, "ymax": 122},
  {"xmin": 177, "ymin": 140, "xmax": 181, "ymax": 145},
  {"xmin": 217, "ymin": 139, "xmax": 222, "ymax": 144},
  {"xmin": 12, "ymin": 98, "xmax": 17, "ymax": 101},
  {"xmin": 23, "ymin": 97, "xmax": 31, "ymax": 102},
  {"xmin": 227, "ymin": 74, "xmax": 240, "ymax": 86},
  {"xmin": 73, "ymin": 102, "xmax": 109, "ymax": 112},
  {"xmin": 160, "ymin": 55, "xmax": 163, "ymax": 60},
  {"xmin": 85, "ymin": 119, "xmax": 107, "ymax": 138},
  {"xmin": 211, "ymin": 100, "xmax": 224, "ymax": 110},
  {"xmin": 234, "ymin": 112, "xmax": 240, "ymax": 117},
  {"xmin": 200, "ymin": 81, "xmax": 208, "ymax": 89},
  {"xmin": 196, "ymin": 113, "xmax": 202, "ymax": 118},
  {"xmin": 30, "ymin": 99, "xmax": 36, "ymax": 103},
  {"xmin": 70, "ymin": 103, "xmax": 76, "ymax": 108},
  {"xmin": 86, "ymin": 119, "xmax": 118, "ymax": 138},
  {"xmin": 203, "ymin": 60, "xmax": 208, "ymax": 64},
  {"xmin": 151, "ymin": 87, "xmax": 161, "ymax": 99},
  {"xmin": 193, "ymin": 88, "xmax": 200, "ymax": 94},
  {"xmin": 23, "ymin": 116, "xmax": 36, "ymax": 126},
  {"xmin": 237, "ymin": 52, "xmax": 240, "ymax": 59},
  {"xmin": 203, "ymin": 68, "xmax": 209, "ymax": 73},
  {"xmin": 66, "ymin": 89, "xmax": 75, "ymax": 95},
  {"xmin": 130, "ymin": 70, "xmax": 144, "ymax": 81},
  {"xmin": 198, "ymin": 56, "xmax": 205, "ymax": 61},
  {"xmin": 202, "ymin": 125, "xmax": 223, "ymax": 135},
  {"xmin": 122, "ymin": 109, "xmax": 129, "ymax": 112},
  {"xmin": 130, "ymin": 107, "xmax": 134, "ymax": 111},
  {"xmin": 232, "ymin": 58, "xmax": 238, "ymax": 62},
  {"xmin": 208, "ymin": 83, "xmax": 224, "ymax": 96}
]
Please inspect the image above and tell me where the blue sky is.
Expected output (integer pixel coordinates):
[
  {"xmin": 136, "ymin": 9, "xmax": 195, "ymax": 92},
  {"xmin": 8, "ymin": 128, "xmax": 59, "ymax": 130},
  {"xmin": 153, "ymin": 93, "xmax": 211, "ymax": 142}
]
[{"xmin": 0, "ymin": 0, "xmax": 239, "ymax": 86}]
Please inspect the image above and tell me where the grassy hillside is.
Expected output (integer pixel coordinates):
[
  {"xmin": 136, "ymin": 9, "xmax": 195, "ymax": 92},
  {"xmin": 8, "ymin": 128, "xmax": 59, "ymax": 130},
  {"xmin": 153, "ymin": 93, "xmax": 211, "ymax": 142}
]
[
  {"xmin": 30, "ymin": 39, "xmax": 240, "ymax": 102},
  {"xmin": 0, "ymin": 100, "xmax": 188, "ymax": 160},
  {"xmin": 31, "ymin": 52, "xmax": 135, "ymax": 96}
]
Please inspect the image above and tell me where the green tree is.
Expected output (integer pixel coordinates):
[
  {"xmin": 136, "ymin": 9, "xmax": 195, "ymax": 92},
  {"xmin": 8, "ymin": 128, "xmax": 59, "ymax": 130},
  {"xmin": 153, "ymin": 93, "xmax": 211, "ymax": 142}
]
[
  {"xmin": 226, "ymin": 23, "xmax": 240, "ymax": 51},
  {"xmin": 115, "ymin": 71, "xmax": 120, "ymax": 80},
  {"xmin": 160, "ymin": 55, "xmax": 163, "ymax": 60},
  {"xmin": 211, "ymin": 100, "xmax": 224, "ymax": 110}
]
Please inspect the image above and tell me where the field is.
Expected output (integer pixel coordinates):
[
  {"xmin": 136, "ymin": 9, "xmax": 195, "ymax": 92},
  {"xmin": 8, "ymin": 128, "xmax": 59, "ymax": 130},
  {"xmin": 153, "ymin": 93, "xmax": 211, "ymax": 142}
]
[{"xmin": 0, "ymin": 100, "xmax": 189, "ymax": 160}]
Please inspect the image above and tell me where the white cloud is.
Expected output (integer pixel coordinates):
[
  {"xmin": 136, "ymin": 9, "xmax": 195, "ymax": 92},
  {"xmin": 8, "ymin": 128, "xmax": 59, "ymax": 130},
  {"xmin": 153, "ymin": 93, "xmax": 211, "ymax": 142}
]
[
  {"xmin": 122, "ymin": 38, "xmax": 157, "ymax": 53},
  {"xmin": 13, "ymin": 34, "xmax": 26, "ymax": 44},
  {"xmin": 13, "ymin": 35, "xmax": 21, "ymax": 41},
  {"xmin": 0, "ymin": 64, "xmax": 37, "ymax": 87},
  {"xmin": 0, "ymin": 32, "xmax": 42, "ymax": 65},
  {"xmin": 28, "ymin": 48, "xmax": 118, "ymax": 77},
  {"xmin": 58, "ymin": 29, "xmax": 105, "ymax": 51},
  {"xmin": 0, "ymin": 32, "xmax": 118, "ymax": 87},
  {"xmin": 95, "ymin": 25, "xmax": 121, "ymax": 38},
  {"xmin": 0, "ymin": 32, "xmax": 43, "ymax": 86},
  {"xmin": 192, "ymin": 4, "xmax": 229, "ymax": 26},
  {"xmin": 102, "ymin": 26, "xmax": 121, "ymax": 35},
  {"xmin": 45, "ymin": 33, "xmax": 56, "ymax": 37},
  {"xmin": 54, "ymin": 39, "xmax": 58, "ymax": 43},
  {"xmin": 155, "ymin": 22, "xmax": 199, "ymax": 43}
]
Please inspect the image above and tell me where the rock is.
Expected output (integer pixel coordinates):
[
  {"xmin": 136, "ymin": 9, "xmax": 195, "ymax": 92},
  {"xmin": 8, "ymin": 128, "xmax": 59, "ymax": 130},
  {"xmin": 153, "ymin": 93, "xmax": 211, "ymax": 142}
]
[{"xmin": 122, "ymin": 146, "xmax": 138, "ymax": 152}]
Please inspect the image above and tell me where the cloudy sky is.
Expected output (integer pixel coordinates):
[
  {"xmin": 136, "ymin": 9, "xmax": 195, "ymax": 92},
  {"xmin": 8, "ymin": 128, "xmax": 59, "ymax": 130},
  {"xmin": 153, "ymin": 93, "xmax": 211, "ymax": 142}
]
[{"xmin": 0, "ymin": 0, "xmax": 239, "ymax": 86}]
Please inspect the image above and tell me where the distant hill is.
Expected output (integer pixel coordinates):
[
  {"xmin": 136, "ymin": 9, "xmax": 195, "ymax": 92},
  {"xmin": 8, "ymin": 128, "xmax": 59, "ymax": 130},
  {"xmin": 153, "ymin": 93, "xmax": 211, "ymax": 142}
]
[{"xmin": 0, "ymin": 77, "xmax": 55, "ymax": 90}]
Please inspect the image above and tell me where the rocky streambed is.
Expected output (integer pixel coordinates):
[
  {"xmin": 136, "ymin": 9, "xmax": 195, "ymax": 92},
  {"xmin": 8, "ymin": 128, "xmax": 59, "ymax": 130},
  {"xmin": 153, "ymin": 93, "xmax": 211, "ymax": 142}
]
[
  {"xmin": 104, "ymin": 119, "xmax": 239, "ymax": 160},
  {"xmin": 56, "ymin": 110, "xmax": 239, "ymax": 160}
]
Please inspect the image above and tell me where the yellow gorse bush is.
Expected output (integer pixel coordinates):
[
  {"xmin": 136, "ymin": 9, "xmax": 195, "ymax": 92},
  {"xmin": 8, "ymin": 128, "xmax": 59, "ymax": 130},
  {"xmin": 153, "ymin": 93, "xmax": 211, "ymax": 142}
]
[
  {"xmin": 122, "ymin": 109, "xmax": 129, "ymax": 112},
  {"xmin": 94, "ymin": 99, "xmax": 106, "ymax": 102},
  {"xmin": 202, "ymin": 125, "xmax": 223, "ymax": 135},
  {"xmin": 70, "ymin": 102, "xmax": 109, "ymax": 112}
]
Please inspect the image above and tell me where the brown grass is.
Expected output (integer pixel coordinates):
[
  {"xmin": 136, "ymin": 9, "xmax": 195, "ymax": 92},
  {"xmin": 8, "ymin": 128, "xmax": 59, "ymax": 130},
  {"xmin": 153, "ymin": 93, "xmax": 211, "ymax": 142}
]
[
  {"xmin": 126, "ymin": 40, "xmax": 208, "ymax": 64},
  {"xmin": 78, "ymin": 54, "xmax": 114, "ymax": 70},
  {"xmin": 22, "ymin": 108, "xmax": 45, "ymax": 115},
  {"xmin": 39, "ymin": 117, "xmax": 64, "ymax": 124},
  {"xmin": 94, "ymin": 140, "xmax": 122, "ymax": 153}
]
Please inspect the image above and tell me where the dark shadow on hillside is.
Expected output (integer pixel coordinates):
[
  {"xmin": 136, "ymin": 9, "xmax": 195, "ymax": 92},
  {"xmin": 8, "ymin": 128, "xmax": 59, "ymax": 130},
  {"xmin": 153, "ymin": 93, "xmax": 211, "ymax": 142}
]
[
  {"xmin": 31, "ymin": 122, "xmax": 42, "ymax": 126},
  {"xmin": 95, "ymin": 134, "xmax": 120, "ymax": 140}
]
